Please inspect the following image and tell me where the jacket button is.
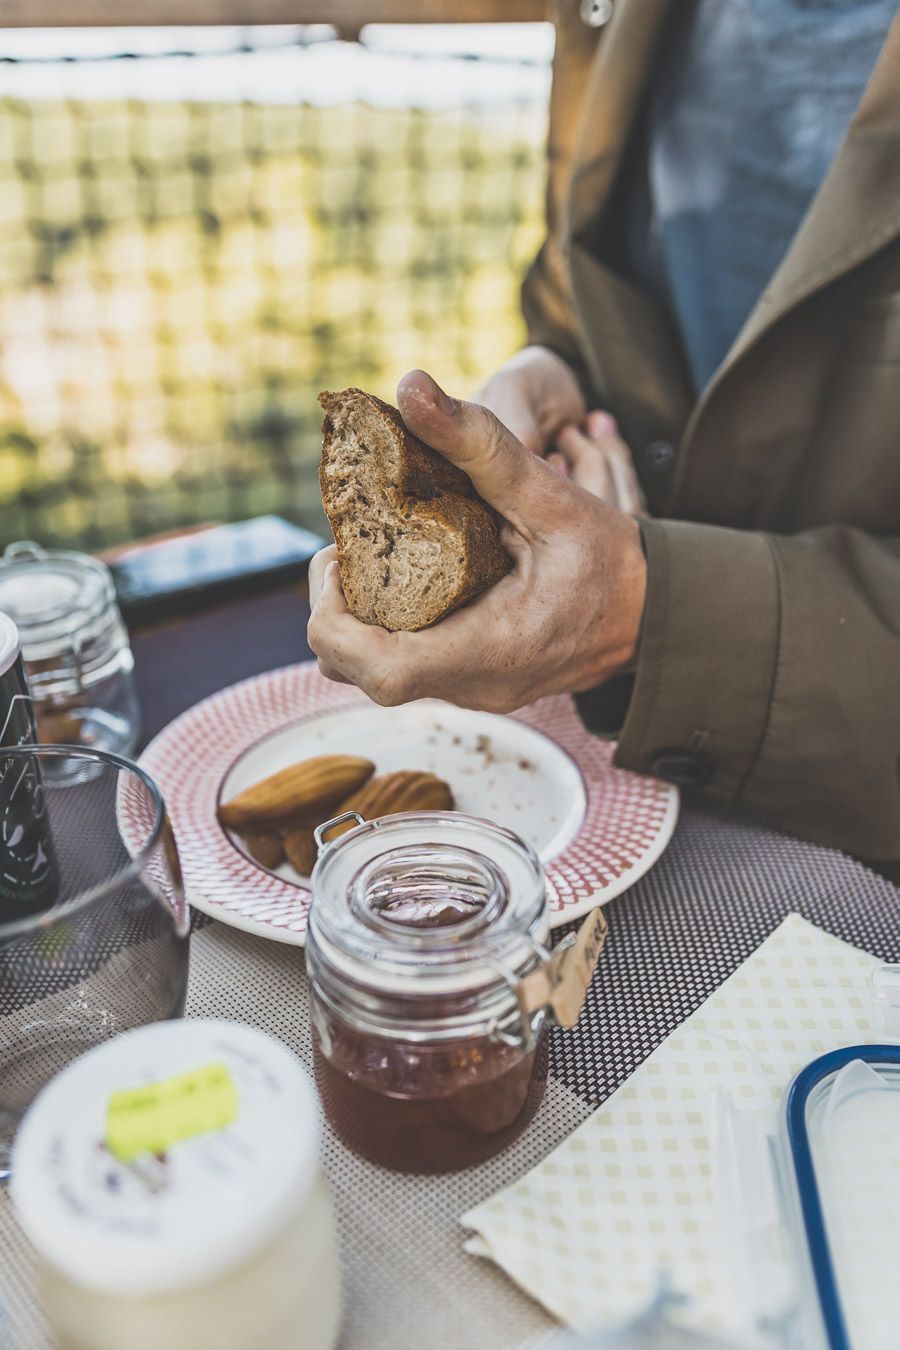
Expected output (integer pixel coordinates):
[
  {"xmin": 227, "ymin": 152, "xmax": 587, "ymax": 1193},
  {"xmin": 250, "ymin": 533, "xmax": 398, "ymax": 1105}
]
[
  {"xmin": 651, "ymin": 748, "xmax": 712, "ymax": 788},
  {"xmin": 643, "ymin": 440, "xmax": 675, "ymax": 474},
  {"xmin": 580, "ymin": 0, "xmax": 614, "ymax": 27}
]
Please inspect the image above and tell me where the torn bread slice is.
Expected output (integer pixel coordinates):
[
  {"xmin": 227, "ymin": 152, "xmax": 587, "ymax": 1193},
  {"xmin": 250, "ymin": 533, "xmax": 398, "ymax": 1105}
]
[{"xmin": 318, "ymin": 387, "xmax": 510, "ymax": 632}]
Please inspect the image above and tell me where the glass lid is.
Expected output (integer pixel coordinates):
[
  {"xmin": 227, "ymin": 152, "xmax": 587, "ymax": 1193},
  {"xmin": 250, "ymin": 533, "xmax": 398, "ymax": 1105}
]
[
  {"xmin": 0, "ymin": 542, "xmax": 116, "ymax": 658},
  {"xmin": 307, "ymin": 811, "xmax": 548, "ymax": 998},
  {"xmin": 0, "ymin": 609, "xmax": 19, "ymax": 676}
]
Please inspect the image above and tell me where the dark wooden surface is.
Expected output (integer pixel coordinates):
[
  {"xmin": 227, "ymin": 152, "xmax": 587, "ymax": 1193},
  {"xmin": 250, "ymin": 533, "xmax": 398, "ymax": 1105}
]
[{"xmin": 132, "ymin": 583, "xmax": 313, "ymax": 749}]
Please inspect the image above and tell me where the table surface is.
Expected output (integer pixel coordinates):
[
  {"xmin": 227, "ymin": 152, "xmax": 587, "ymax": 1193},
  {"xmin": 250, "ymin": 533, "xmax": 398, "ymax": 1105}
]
[{"xmin": 2, "ymin": 585, "xmax": 898, "ymax": 1349}]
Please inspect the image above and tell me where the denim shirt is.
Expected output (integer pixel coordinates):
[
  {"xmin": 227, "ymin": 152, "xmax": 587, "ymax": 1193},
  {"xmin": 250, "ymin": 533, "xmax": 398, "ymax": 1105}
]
[{"xmin": 626, "ymin": 0, "xmax": 896, "ymax": 395}]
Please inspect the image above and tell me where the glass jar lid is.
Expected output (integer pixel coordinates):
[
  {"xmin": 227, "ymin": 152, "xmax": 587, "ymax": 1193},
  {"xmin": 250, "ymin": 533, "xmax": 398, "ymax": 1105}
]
[
  {"xmin": 0, "ymin": 542, "xmax": 117, "ymax": 662},
  {"xmin": 0, "ymin": 610, "xmax": 19, "ymax": 677},
  {"xmin": 307, "ymin": 812, "xmax": 548, "ymax": 1008}
]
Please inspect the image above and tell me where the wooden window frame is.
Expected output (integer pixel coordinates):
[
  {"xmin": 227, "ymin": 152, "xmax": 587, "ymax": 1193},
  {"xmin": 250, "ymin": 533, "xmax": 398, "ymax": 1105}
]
[{"xmin": 0, "ymin": 2, "xmax": 546, "ymax": 27}]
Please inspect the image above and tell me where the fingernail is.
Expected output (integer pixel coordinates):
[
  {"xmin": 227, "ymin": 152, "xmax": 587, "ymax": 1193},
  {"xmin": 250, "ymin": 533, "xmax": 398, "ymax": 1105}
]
[
  {"xmin": 427, "ymin": 374, "xmax": 456, "ymax": 417},
  {"xmin": 399, "ymin": 369, "xmax": 457, "ymax": 418},
  {"xmin": 591, "ymin": 411, "xmax": 617, "ymax": 435}
]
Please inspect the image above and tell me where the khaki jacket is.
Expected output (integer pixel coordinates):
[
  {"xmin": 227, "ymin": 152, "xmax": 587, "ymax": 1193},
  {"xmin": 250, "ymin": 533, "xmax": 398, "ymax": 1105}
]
[{"xmin": 524, "ymin": 0, "xmax": 900, "ymax": 869}]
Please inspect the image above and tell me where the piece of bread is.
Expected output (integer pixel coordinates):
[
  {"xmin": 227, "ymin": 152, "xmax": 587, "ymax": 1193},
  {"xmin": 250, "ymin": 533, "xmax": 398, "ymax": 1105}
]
[{"xmin": 318, "ymin": 387, "xmax": 510, "ymax": 632}]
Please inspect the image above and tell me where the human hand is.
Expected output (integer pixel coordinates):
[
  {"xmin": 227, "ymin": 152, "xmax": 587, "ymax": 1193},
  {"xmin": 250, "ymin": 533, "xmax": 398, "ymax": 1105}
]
[
  {"xmin": 307, "ymin": 370, "xmax": 646, "ymax": 713},
  {"xmin": 549, "ymin": 410, "xmax": 647, "ymax": 516},
  {"xmin": 475, "ymin": 348, "xmax": 645, "ymax": 513},
  {"xmin": 473, "ymin": 345, "xmax": 587, "ymax": 457}
]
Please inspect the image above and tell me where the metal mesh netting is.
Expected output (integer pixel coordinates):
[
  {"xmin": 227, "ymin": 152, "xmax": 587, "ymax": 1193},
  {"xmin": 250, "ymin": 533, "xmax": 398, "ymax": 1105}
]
[{"xmin": 0, "ymin": 28, "xmax": 549, "ymax": 551}]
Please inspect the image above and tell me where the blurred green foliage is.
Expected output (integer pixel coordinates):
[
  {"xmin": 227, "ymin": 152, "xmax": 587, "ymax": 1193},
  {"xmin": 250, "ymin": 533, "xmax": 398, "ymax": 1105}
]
[{"xmin": 0, "ymin": 97, "xmax": 545, "ymax": 550}]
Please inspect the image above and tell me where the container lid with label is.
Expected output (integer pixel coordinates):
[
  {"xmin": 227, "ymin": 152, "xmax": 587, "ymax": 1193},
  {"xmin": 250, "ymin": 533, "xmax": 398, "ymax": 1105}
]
[
  {"xmin": 0, "ymin": 542, "xmax": 118, "ymax": 662},
  {"xmin": 11, "ymin": 1020, "xmax": 320, "ymax": 1297}
]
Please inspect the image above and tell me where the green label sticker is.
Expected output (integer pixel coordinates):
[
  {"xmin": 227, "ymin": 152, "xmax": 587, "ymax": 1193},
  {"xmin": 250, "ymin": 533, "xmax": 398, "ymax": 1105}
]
[{"xmin": 105, "ymin": 1061, "xmax": 239, "ymax": 1162}]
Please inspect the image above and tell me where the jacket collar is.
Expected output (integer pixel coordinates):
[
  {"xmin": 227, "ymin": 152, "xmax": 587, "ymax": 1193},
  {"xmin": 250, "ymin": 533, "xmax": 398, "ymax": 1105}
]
[{"xmin": 568, "ymin": 0, "xmax": 673, "ymax": 242}]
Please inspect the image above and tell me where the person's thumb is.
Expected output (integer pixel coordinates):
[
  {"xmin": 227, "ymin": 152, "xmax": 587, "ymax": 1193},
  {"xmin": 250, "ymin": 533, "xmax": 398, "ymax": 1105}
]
[{"xmin": 396, "ymin": 369, "xmax": 555, "ymax": 533}]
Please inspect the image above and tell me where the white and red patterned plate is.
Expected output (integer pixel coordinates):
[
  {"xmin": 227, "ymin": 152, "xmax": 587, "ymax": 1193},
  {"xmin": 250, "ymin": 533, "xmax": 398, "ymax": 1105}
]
[{"xmin": 138, "ymin": 662, "xmax": 679, "ymax": 946}]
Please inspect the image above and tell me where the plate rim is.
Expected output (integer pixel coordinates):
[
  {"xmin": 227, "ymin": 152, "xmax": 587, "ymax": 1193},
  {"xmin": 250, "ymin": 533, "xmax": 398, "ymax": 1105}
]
[
  {"xmin": 545, "ymin": 781, "xmax": 680, "ymax": 929},
  {"xmin": 139, "ymin": 663, "xmax": 679, "ymax": 947}
]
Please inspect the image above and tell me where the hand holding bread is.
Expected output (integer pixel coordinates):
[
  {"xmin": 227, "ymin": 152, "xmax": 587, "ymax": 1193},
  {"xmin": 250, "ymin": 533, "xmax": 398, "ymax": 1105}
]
[
  {"xmin": 319, "ymin": 387, "xmax": 509, "ymax": 632},
  {"xmin": 308, "ymin": 369, "xmax": 647, "ymax": 714}
]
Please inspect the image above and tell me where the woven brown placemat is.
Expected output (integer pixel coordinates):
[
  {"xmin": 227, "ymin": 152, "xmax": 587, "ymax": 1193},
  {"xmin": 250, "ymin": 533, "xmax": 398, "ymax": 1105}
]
[
  {"xmin": 0, "ymin": 921, "xmax": 589, "ymax": 1350},
  {"xmin": 0, "ymin": 799, "xmax": 896, "ymax": 1348},
  {"xmin": 551, "ymin": 805, "xmax": 899, "ymax": 1105}
]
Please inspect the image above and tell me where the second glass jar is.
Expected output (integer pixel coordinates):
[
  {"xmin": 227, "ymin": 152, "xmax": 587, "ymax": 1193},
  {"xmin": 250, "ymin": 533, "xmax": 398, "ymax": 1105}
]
[
  {"xmin": 0, "ymin": 541, "xmax": 139, "ymax": 757},
  {"xmin": 306, "ymin": 812, "xmax": 551, "ymax": 1174}
]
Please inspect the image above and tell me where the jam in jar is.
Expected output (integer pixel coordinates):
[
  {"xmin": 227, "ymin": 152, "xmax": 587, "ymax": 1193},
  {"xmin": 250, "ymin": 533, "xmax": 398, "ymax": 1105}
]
[{"xmin": 305, "ymin": 813, "xmax": 550, "ymax": 1174}]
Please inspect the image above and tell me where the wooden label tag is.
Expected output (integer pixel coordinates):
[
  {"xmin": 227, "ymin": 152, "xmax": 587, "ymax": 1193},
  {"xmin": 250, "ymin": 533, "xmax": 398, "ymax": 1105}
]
[{"xmin": 517, "ymin": 909, "xmax": 609, "ymax": 1029}]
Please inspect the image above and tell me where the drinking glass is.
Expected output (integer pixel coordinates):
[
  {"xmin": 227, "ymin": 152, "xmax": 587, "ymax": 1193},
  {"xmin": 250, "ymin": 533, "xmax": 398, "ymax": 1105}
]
[{"xmin": 0, "ymin": 745, "xmax": 190, "ymax": 1177}]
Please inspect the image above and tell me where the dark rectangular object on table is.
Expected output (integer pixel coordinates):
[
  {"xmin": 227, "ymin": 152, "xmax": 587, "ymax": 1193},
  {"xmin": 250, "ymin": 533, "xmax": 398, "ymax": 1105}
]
[{"xmin": 110, "ymin": 516, "xmax": 326, "ymax": 627}]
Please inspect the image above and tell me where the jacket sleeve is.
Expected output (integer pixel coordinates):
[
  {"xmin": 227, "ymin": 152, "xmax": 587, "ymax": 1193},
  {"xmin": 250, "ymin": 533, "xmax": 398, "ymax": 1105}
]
[
  {"xmin": 520, "ymin": 4, "xmax": 600, "ymax": 384},
  {"xmin": 578, "ymin": 517, "xmax": 900, "ymax": 868}
]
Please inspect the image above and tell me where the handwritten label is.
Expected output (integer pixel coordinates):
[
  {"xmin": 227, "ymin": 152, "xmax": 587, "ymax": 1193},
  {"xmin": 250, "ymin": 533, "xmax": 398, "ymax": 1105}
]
[
  {"xmin": 518, "ymin": 909, "xmax": 609, "ymax": 1029},
  {"xmin": 105, "ymin": 1062, "xmax": 239, "ymax": 1163}
]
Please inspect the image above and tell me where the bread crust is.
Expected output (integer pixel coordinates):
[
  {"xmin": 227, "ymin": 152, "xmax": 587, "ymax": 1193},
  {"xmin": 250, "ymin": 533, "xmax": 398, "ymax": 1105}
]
[{"xmin": 318, "ymin": 388, "xmax": 510, "ymax": 631}]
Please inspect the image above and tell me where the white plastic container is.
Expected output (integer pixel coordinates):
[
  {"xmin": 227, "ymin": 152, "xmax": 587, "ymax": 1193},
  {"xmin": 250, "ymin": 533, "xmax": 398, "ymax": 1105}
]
[{"xmin": 11, "ymin": 1020, "xmax": 341, "ymax": 1350}]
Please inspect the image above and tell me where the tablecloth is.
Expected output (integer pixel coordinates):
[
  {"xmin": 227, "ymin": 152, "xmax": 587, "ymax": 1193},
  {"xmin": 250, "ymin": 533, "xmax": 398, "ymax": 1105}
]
[{"xmin": 0, "ymin": 587, "xmax": 896, "ymax": 1349}]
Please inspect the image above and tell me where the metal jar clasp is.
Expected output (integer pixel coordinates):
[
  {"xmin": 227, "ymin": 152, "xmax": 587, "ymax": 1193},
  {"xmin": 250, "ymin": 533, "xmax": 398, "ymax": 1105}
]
[
  {"xmin": 487, "ymin": 932, "xmax": 576, "ymax": 1048},
  {"xmin": 313, "ymin": 810, "xmax": 366, "ymax": 851}
]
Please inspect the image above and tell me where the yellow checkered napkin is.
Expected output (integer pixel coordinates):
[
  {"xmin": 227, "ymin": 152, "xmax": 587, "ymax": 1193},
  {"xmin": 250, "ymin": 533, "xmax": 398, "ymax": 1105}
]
[{"xmin": 462, "ymin": 914, "xmax": 879, "ymax": 1340}]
